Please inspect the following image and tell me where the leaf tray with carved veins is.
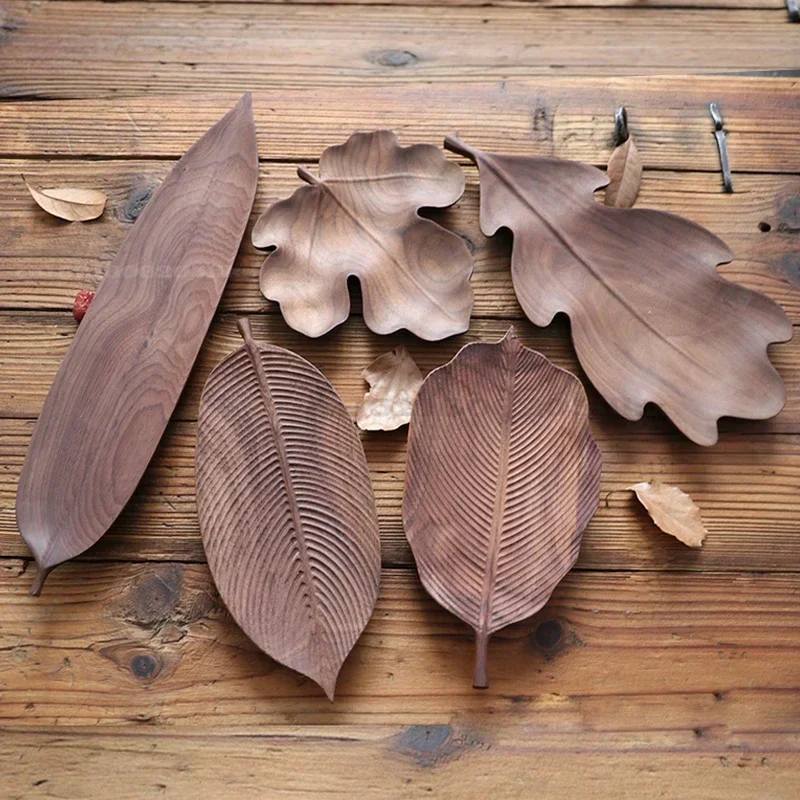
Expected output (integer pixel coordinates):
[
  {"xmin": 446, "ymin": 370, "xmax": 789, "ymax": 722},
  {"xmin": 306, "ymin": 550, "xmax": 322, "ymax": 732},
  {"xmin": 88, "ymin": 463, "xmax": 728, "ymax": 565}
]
[
  {"xmin": 195, "ymin": 319, "xmax": 382, "ymax": 700},
  {"xmin": 253, "ymin": 130, "xmax": 474, "ymax": 341},
  {"xmin": 403, "ymin": 329, "xmax": 602, "ymax": 688},
  {"xmin": 444, "ymin": 136, "xmax": 792, "ymax": 446}
]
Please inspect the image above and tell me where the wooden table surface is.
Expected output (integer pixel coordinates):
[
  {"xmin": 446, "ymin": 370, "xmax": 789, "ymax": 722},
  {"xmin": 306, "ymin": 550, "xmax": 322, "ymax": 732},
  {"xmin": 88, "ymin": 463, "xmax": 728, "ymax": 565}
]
[{"xmin": 1, "ymin": 1, "xmax": 799, "ymax": 797}]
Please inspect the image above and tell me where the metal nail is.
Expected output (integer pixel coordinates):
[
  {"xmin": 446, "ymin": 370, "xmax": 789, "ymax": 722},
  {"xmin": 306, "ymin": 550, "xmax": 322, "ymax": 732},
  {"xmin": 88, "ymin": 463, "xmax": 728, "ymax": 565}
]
[
  {"xmin": 614, "ymin": 106, "xmax": 629, "ymax": 146},
  {"xmin": 709, "ymin": 103, "xmax": 733, "ymax": 194}
]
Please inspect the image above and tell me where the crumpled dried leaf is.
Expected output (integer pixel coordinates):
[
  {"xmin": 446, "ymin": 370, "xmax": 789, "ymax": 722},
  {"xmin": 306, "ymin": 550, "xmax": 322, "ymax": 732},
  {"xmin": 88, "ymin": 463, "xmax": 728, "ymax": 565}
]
[
  {"xmin": 628, "ymin": 481, "xmax": 707, "ymax": 548},
  {"xmin": 252, "ymin": 130, "xmax": 473, "ymax": 340},
  {"xmin": 605, "ymin": 135, "xmax": 642, "ymax": 208},
  {"xmin": 356, "ymin": 346, "xmax": 423, "ymax": 431},
  {"xmin": 24, "ymin": 176, "xmax": 106, "ymax": 222}
]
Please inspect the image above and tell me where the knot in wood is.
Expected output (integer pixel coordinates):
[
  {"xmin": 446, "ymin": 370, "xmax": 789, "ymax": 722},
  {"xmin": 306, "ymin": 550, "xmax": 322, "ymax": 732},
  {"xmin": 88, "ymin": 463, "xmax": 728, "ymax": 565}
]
[
  {"xmin": 534, "ymin": 619, "xmax": 563, "ymax": 649},
  {"xmin": 131, "ymin": 653, "xmax": 159, "ymax": 680},
  {"xmin": 374, "ymin": 49, "xmax": 418, "ymax": 68}
]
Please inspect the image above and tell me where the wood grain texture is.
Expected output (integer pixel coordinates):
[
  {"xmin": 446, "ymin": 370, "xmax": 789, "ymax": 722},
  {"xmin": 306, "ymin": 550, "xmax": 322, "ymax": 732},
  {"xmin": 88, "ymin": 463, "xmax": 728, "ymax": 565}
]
[
  {"xmin": 196, "ymin": 319, "xmax": 381, "ymax": 699},
  {"xmin": 14, "ymin": 96, "xmax": 258, "ymax": 595},
  {"xmin": 1, "ymin": 2, "xmax": 798, "ymax": 791},
  {"xmin": 447, "ymin": 136, "xmax": 793, "ymax": 445},
  {"xmin": 252, "ymin": 131, "xmax": 472, "ymax": 339},
  {"xmin": 1, "ymin": 4, "xmax": 797, "ymax": 99},
  {"xmin": 76, "ymin": 0, "xmax": 787, "ymax": 6},
  {"xmin": 5, "ymin": 419, "xmax": 800, "ymax": 573},
  {"xmin": 1, "ymin": 163, "xmax": 798, "ymax": 322},
  {"xmin": 1, "ymin": 559, "xmax": 799, "ymax": 732},
  {"xmin": 0, "ymin": 80, "xmax": 797, "ymax": 174},
  {"xmin": 405, "ymin": 331, "xmax": 601, "ymax": 686},
  {"xmin": 4, "ymin": 728, "xmax": 800, "ymax": 800}
]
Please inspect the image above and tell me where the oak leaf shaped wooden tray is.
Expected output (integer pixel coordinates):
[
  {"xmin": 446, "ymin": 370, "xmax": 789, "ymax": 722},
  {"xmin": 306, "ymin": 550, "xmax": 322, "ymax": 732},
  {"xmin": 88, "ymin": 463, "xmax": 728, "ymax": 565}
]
[
  {"xmin": 403, "ymin": 329, "xmax": 602, "ymax": 688},
  {"xmin": 252, "ymin": 130, "xmax": 474, "ymax": 340},
  {"xmin": 444, "ymin": 136, "xmax": 792, "ymax": 446},
  {"xmin": 17, "ymin": 95, "xmax": 259, "ymax": 595},
  {"xmin": 195, "ymin": 319, "xmax": 381, "ymax": 700}
]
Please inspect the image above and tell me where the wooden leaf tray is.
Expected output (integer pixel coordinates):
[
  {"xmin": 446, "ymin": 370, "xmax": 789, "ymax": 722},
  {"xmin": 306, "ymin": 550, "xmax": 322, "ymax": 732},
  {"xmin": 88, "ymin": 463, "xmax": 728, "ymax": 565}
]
[
  {"xmin": 403, "ymin": 329, "xmax": 602, "ymax": 688},
  {"xmin": 16, "ymin": 95, "xmax": 259, "ymax": 594},
  {"xmin": 445, "ymin": 135, "xmax": 792, "ymax": 445}
]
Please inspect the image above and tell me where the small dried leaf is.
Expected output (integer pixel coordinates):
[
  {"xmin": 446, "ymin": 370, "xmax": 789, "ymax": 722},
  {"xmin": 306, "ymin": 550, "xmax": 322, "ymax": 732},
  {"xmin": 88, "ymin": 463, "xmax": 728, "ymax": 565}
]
[
  {"xmin": 604, "ymin": 136, "xmax": 642, "ymax": 208},
  {"xmin": 24, "ymin": 176, "xmax": 107, "ymax": 222},
  {"xmin": 628, "ymin": 481, "xmax": 708, "ymax": 548},
  {"xmin": 357, "ymin": 346, "xmax": 423, "ymax": 431}
]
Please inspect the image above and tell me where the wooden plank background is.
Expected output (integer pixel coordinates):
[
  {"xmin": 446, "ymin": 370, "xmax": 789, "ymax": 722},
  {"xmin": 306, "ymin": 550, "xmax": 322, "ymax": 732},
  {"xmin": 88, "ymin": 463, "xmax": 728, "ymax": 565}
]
[{"xmin": 1, "ymin": 0, "xmax": 799, "ymax": 795}]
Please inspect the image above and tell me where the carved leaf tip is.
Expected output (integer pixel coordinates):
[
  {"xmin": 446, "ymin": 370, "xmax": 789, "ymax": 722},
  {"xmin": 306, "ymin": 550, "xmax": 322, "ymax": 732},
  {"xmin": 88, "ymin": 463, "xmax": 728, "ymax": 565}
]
[{"xmin": 30, "ymin": 563, "xmax": 52, "ymax": 597}]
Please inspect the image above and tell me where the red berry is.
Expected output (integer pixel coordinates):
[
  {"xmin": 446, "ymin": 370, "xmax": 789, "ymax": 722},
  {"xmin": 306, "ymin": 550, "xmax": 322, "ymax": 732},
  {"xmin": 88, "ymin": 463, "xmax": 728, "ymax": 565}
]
[{"xmin": 73, "ymin": 289, "xmax": 95, "ymax": 322}]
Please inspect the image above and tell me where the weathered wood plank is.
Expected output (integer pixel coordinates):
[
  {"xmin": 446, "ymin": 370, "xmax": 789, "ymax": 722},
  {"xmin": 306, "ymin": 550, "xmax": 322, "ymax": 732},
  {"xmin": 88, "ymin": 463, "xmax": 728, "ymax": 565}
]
[
  {"xmin": 2, "ymin": 161, "xmax": 798, "ymax": 319},
  {"xmin": 3, "ymin": 411, "xmax": 800, "ymax": 570},
  {"xmin": 1, "ymin": 80, "xmax": 797, "ymax": 173},
  {"xmin": 103, "ymin": 0, "xmax": 787, "ymax": 7},
  {"xmin": 4, "ymin": 727, "xmax": 800, "ymax": 800},
  {"xmin": 2, "ymin": 4, "xmax": 796, "ymax": 100},
  {"xmin": 1, "ymin": 561, "xmax": 798, "ymax": 734},
  {"xmin": 2, "ymin": 313, "xmax": 797, "ymax": 431}
]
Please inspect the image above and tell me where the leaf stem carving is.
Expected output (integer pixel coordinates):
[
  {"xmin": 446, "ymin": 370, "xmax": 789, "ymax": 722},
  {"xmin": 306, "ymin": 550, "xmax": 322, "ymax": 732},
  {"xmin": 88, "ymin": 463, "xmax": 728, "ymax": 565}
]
[
  {"xmin": 297, "ymin": 165, "xmax": 321, "ymax": 185},
  {"xmin": 236, "ymin": 318, "xmax": 322, "ymax": 639},
  {"xmin": 30, "ymin": 565, "xmax": 52, "ymax": 598},
  {"xmin": 475, "ymin": 330, "xmax": 520, "ymax": 688}
]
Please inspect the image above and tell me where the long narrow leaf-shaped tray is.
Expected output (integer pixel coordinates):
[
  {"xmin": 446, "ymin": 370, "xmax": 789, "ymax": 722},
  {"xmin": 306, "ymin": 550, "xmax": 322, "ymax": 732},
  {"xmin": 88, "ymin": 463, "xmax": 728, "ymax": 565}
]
[
  {"xmin": 16, "ymin": 95, "xmax": 259, "ymax": 595},
  {"xmin": 444, "ymin": 136, "xmax": 792, "ymax": 446},
  {"xmin": 195, "ymin": 319, "xmax": 381, "ymax": 700},
  {"xmin": 404, "ymin": 329, "xmax": 601, "ymax": 688}
]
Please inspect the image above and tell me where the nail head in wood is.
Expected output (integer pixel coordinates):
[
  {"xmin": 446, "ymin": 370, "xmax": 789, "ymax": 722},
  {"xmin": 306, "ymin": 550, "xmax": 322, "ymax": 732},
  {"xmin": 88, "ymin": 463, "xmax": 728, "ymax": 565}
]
[{"xmin": 709, "ymin": 103, "xmax": 733, "ymax": 193}]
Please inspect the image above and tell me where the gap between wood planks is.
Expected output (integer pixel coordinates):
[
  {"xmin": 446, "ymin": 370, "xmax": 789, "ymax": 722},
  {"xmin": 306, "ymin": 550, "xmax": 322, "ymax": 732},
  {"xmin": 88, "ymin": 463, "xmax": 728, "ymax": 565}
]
[
  {"xmin": 5, "ymin": 554, "xmax": 800, "ymax": 573},
  {"xmin": 2, "ymin": 154, "xmax": 797, "ymax": 178},
  {"xmin": 5, "ymin": 0, "xmax": 785, "ymax": 7}
]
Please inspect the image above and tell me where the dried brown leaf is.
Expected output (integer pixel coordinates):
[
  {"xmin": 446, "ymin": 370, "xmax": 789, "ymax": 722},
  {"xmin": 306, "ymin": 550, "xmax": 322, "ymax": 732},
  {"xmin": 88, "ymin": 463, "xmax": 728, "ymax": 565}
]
[
  {"xmin": 24, "ymin": 176, "xmax": 107, "ymax": 222},
  {"xmin": 604, "ymin": 136, "xmax": 642, "ymax": 208},
  {"xmin": 357, "ymin": 346, "xmax": 423, "ymax": 431},
  {"xmin": 628, "ymin": 481, "xmax": 708, "ymax": 548}
]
